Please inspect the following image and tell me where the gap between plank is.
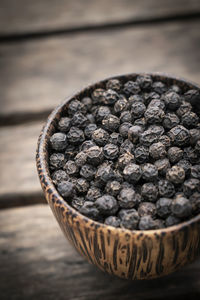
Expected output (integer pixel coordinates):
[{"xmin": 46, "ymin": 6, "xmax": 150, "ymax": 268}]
[{"xmin": 0, "ymin": 11, "xmax": 200, "ymax": 43}]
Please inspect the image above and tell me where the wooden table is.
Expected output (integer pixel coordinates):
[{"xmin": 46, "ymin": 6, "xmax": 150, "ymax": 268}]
[{"xmin": 0, "ymin": 1, "xmax": 200, "ymax": 299}]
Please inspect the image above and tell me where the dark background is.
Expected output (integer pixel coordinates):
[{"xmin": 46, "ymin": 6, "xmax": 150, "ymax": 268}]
[{"xmin": 0, "ymin": 1, "xmax": 200, "ymax": 299}]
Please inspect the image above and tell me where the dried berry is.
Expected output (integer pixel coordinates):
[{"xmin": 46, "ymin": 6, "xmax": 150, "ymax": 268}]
[
  {"xmin": 165, "ymin": 215, "xmax": 180, "ymax": 227},
  {"xmin": 163, "ymin": 113, "xmax": 180, "ymax": 130},
  {"xmin": 96, "ymin": 106, "xmax": 111, "ymax": 122},
  {"xmin": 92, "ymin": 128, "xmax": 109, "ymax": 146},
  {"xmin": 67, "ymin": 127, "xmax": 85, "ymax": 144},
  {"xmin": 171, "ymin": 197, "xmax": 192, "ymax": 218},
  {"xmin": 86, "ymin": 146, "xmax": 104, "ymax": 166},
  {"xmin": 128, "ymin": 125, "xmax": 144, "ymax": 143},
  {"xmin": 144, "ymin": 106, "xmax": 165, "ymax": 124},
  {"xmin": 120, "ymin": 139, "xmax": 134, "ymax": 154},
  {"xmin": 158, "ymin": 180, "xmax": 175, "ymax": 197},
  {"xmin": 102, "ymin": 114, "xmax": 120, "ymax": 132},
  {"xmin": 154, "ymin": 158, "xmax": 170, "ymax": 176},
  {"xmin": 184, "ymin": 146, "xmax": 200, "ymax": 164},
  {"xmin": 142, "ymin": 163, "xmax": 158, "ymax": 181},
  {"xmin": 119, "ymin": 122, "xmax": 132, "ymax": 138},
  {"xmin": 134, "ymin": 146, "xmax": 149, "ymax": 164},
  {"xmin": 166, "ymin": 166, "xmax": 185, "ymax": 184},
  {"xmin": 123, "ymin": 163, "xmax": 142, "ymax": 182},
  {"xmin": 80, "ymin": 201, "xmax": 99, "ymax": 219},
  {"xmin": 156, "ymin": 198, "xmax": 172, "ymax": 217},
  {"xmin": 64, "ymin": 160, "xmax": 79, "ymax": 176},
  {"xmin": 123, "ymin": 81, "xmax": 141, "ymax": 95},
  {"xmin": 57, "ymin": 181, "xmax": 75, "ymax": 198},
  {"xmin": 71, "ymin": 112, "xmax": 88, "ymax": 128},
  {"xmin": 80, "ymin": 140, "xmax": 96, "ymax": 151},
  {"xmin": 189, "ymin": 192, "xmax": 200, "ymax": 214},
  {"xmin": 191, "ymin": 165, "xmax": 200, "ymax": 179},
  {"xmin": 80, "ymin": 164, "xmax": 96, "ymax": 180},
  {"xmin": 95, "ymin": 162, "xmax": 115, "ymax": 183},
  {"xmin": 103, "ymin": 143, "xmax": 119, "ymax": 160},
  {"xmin": 71, "ymin": 196, "xmax": 85, "ymax": 211},
  {"xmin": 131, "ymin": 101, "xmax": 146, "ymax": 119},
  {"xmin": 183, "ymin": 178, "xmax": 200, "ymax": 197},
  {"xmin": 95, "ymin": 195, "xmax": 118, "ymax": 215},
  {"xmin": 49, "ymin": 153, "xmax": 65, "ymax": 170},
  {"xmin": 50, "ymin": 132, "xmax": 67, "ymax": 151},
  {"xmin": 181, "ymin": 112, "xmax": 199, "ymax": 128},
  {"xmin": 105, "ymin": 181, "xmax": 121, "ymax": 196},
  {"xmin": 106, "ymin": 78, "xmax": 122, "ymax": 91},
  {"xmin": 148, "ymin": 99, "xmax": 165, "ymax": 110},
  {"xmin": 52, "ymin": 170, "xmax": 68, "ymax": 185},
  {"xmin": 152, "ymin": 81, "xmax": 167, "ymax": 94},
  {"xmin": 168, "ymin": 125, "xmax": 190, "ymax": 146},
  {"xmin": 104, "ymin": 216, "xmax": 121, "ymax": 227},
  {"xmin": 58, "ymin": 117, "xmax": 71, "ymax": 132},
  {"xmin": 136, "ymin": 74, "xmax": 153, "ymax": 90},
  {"xmin": 138, "ymin": 202, "xmax": 156, "ymax": 217},
  {"xmin": 109, "ymin": 132, "xmax": 123, "ymax": 145},
  {"xmin": 68, "ymin": 99, "xmax": 86, "ymax": 116},
  {"xmin": 176, "ymin": 159, "xmax": 191, "ymax": 176},
  {"xmin": 118, "ymin": 208, "xmax": 139, "ymax": 230},
  {"xmin": 149, "ymin": 142, "xmax": 166, "ymax": 160},
  {"xmin": 139, "ymin": 216, "xmax": 157, "ymax": 230},
  {"xmin": 103, "ymin": 89, "xmax": 119, "ymax": 105},
  {"xmin": 162, "ymin": 91, "xmax": 181, "ymax": 110},
  {"xmin": 81, "ymin": 97, "xmax": 92, "ymax": 111},
  {"xmin": 86, "ymin": 186, "xmax": 101, "ymax": 202},
  {"xmin": 189, "ymin": 128, "xmax": 200, "ymax": 145},
  {"xmin": 167, "ymin": 147, "xmax": 183, "ymax": 164},
  {"xmin": 141, "ymin": 183, "xmax": 158, "ymax": 202},
  {"xmin": 120, "ymin": 110, "xmax": 132, "ymax": 123},
  {"xmin": 84, "ymin": 123, "xmax": 98, "ymax": 139},
  {"xmin": 176, "ymin": 100, "xmax": 192, "ymax": 117},
  {"xmin": 117, "ymin": 152, "xmax": 135, "ymax": 170},
  {"xmin": 76, "ymin": 178, "xmax": 89, "ymax": 194},
  {"xmin": 114, "ymin": 96, "xmax": 128, "ymax": 113},
  {"xmin": 117, "ymin": 188, "xmax": 136, "ymax": 208},
  {"xmin": 158, "ymin": 135, "xmax": 171, "ymax": 148},
  {"xmin": 140, "ymin": 125, "xmax": 164, "ymax": 146},
  {"xmin": 92, "ymin": 88, "xmax": 105, "ymax": 104}
]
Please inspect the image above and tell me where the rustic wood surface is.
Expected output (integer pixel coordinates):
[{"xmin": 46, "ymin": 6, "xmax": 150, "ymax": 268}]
[
  {"xmin": 0, "ymin": 20, "xmax": 200, "ymax": 123},
  {"xmin": 0, "ymin": 121, "xmax": 45, "ymax": 207},
  {"xmin": 0, "ymin": 0, "xmax": 200, "ymax": 36},
  {"xmin": 0, "ymin": 205, "xmax": 200, "ymax": 300}
]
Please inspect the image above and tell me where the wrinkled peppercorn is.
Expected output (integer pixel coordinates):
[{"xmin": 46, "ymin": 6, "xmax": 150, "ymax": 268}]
[
  {"xmin": 118, "ymin": 208, "xmax": 139, "ymax": 229},
  {"xmin": 141, "ymin": 183, "xmax": 158, "ymax": 202},
  {"xmin": 104, "ymin": 216, "xmax": 121, "ymax": 227}
]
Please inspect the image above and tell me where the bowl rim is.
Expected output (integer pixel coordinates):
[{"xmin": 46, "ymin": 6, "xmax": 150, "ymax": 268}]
[{"xmin": 36, "ymin": 72, "xmax": 200, "ymax": 234}]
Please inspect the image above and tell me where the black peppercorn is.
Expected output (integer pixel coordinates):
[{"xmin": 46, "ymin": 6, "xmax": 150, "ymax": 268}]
[
  {"xmin": 162, "ymin": 91, "xmax": 181, "ymax": 110},
  {"xmin": 103, "ymin": 143, "xmax": 119, "ymax": 160},
  {"xmin": 142, "ymin": 163, "xmax": 158, "ymax": 181},
  {"xmin": 154, "ymin": 158, "xmax": 170, "ymax": 176},
  {"xmin": 123, "ymin": 163, "xmax": 142, "ymax": 182},
  {"xmin": 102, "ymin": 114, "xmax": 120, "ymax": 132},
  {"xmin": 168, "ymin": 125, "xmax": 190, "ymax": 146},
  {"xmin": 138, "ymin": 216, "xmax": 157, "ymax": 230},
  {"xmin": 114, "ymin": 96, "xmax": 128, "ymax": 113},
  {"xmin": 158, "ymin": 180, "xmax": 175, "ymax": 197},
  {"xmin": 109, "ymin": 132, "xmax": 123, "ymax": 145},
  {"xmin": 58, "ymin": 117, "xmax": 71, "ymax": 133},
  {"xmin": 49, "ymin": 153, "xmax": 65, "ymax": 170},
  {"xmin": 67, "ymin": 127, "xmax": 85, "ymax": 144},
  {"xmin": 95, "ymin": 106, "xmax": 111, "ymax": 122},
  {"xmin": 76, "ymin": 178, "xmax": 89, "ymax": 194},
  {"xmin": 71, "ymin": 196, "xmax": 85, "ymax": 211},
  {"xmin": 52, "ymin": 169, "xmax": 69, "ymax": 185},
  {"xmin": 86, "ymin": 186, "xmax": 102, "ymax": 202},
  {"xmin": 117, "ymin": 152, "xmax": 135, "ymax": 170},
  {"xmin": 119, "ymin": 122, "xmax": 132, "ymax": 138},
  {"xmin": 80, "ymin": 164, "xmax": 96, "ymax": 180},
  {"xmin": 64, "ymin": 160, "xmax": 79, "ymax": 176},
  {"xmin": 86, "ymin": 146, "xmax": 104, "ymax": 166},
  {"xmin": 165, "ymin": 215, "xmax": 180, "ymax": 227},
  {"xmin": 136, "ymin": 74, "xmax": 153, "ymax": 90},
  {"xmin": 181, "ymin": 112, "xmax": 199, "ymax": 128},
  {"xmin": 166, "ymin": 166, "xmax": 185, "ymax": 184},
  {"xmin": 103, "ymin": 89, "xmax": 119, "ymax": 105},
  {"xmin": 50, "ymin": 132, "xmax": 67, "ymax": 151},
  {"xmin": 191, "ymin": 165, "xmax": 200, "ymax": 179},
  {"xmin": 118, "ymin": 208, "xmax": 139, "ymax": 230},
  {"xmin": 84, "ymin": 123, "xmax": 98, "ymax": 139},
  {"xmin": 156, "ymin": 198, "xmax": 172, "ymax": 218},
  {"xmin": 92, "ymin": 88, "xmax": 105, "ymax": 104},
  {"xmin": 120, "ymin": 110, "xmax": 132, "ymax": 123},
  {"xmin": 104, "ymin": 216, "xmax": 121, "ymax": 227},
  {"xmin": 117, "ymin": 187, "xmax": 137, "ymax": 208},
  {"xmin": 128, "ymin": 125, "xmax": 144, "ymax": 143},
  {"xmin": 171, "ymin": 197, "xmax": 192, "ymax": 218},
  {"xmin": 95, "ymin": 195, "xmax": 118, "ymax": 215},
  {"xmin": 167, "ymin": 147, "xmax": 183, "ymax": 164},
  {"xmin": 144, "ymin": 106, "xmax": 165, "ymax": 124},
  {"xmin": 141, "ymin": 183, "xmax": 158, "ymax": 202},
  {"xmin": 134, "ymin": 145, "xmax": 149, "ymax": 164},
  {"xmin": 80, "ymin": 201, "xmax": 99, "ymax": 220},
  {"xmin": 149, "ymin": 142, "xmax": 166, "ymax": 160},
  {"xmin": 152, "ymin": 81, "xmax": 167, "ymax": 94},
  {"xmin": 106, "ymin": 79, "xmax": 122, "ymax": 91},
  {"xmin": 183, "ymin": 178, "xmax": 200, "ymax": 197},
  {"xmin": 92, "ymin": 128, "xmax": 109, "ymax": 146},
  {"xmin": 123, "ymin": 81, "xmax": 141, "ymax": 95},
  {"xmin": 71, "ymin": 112, "xmax": 88, "ymax": 128},
  {"xmin": 163, "ymin": 113, "xmax": 180, "ymax": 130},
  {"xmin": 131, "ymin": 101, "xmax": 146, "ymax": 119},
  {"xmin": 57, "ymin": 180, "xmax": 75, "ymax": 198},
  {"xmin": 68, "ymin": 99, "xmax": 86, "ymax": 116},
  {"xmin": 105, "ymin": 181, "xmax": 121, "ymax": 196}
]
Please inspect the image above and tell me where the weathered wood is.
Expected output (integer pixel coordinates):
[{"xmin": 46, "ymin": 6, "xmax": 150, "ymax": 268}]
[
  {"xmin": 0, "ymin": 20, "xmax": 200, "ymax": 122},
  {"xmin": 0, "ymin": 121, "xmax": 45, "ymax": 207},
  {"xmin": 0, "ymin": 205, "xmax": 200, "ymax": 299},
  {"xmin": 0, "ymin": 0, "xmax": 200, "ymax": 36}
]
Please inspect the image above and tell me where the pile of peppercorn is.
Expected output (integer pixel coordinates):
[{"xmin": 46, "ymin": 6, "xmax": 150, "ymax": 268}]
[{"xmin": 49, "ymin": 75, "xmax": 200, "ymax": 230}]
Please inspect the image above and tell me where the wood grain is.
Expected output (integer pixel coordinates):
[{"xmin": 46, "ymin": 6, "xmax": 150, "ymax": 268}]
[
  {"xmin": 0, "ymin": 121, "xmax": 45, "ymax": 207},
  {"xmin": 0, "ymin": 0, "xmax": 200, "ymax": 36},
  {"xmin": 0, "ymin": 205, "xmax": 200, "ymax": 299},
  {"xmin": 0, "ymin": 20, "xmax": 200, "ymax": 122}
]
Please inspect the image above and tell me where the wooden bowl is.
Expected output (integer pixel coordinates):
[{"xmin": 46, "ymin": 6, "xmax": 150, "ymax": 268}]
[{"xmin": 36, "ymin": 73, "xmax": 200, "ymax": 280}]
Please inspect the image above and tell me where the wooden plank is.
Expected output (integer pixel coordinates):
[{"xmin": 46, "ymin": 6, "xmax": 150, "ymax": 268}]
[
  {"xmin": 0, "ymin": 205, "xmax": 200, "ymax": 300},
  {"xmin": 0, "ymin": 20, "xmax": 200, "ymax": 122},
  {"xmin": 0, "ymin": 0, "xmax": 200, "ymax": 36},
  {"xmin": 0, "ymin": 121, "xmax": 45, "ymax": 208}
]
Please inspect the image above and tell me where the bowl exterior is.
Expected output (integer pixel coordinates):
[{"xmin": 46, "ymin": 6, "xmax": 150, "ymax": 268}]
[{"xmin": 36, "ymin": 73, "xmax": 200, "ymax": 280}]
